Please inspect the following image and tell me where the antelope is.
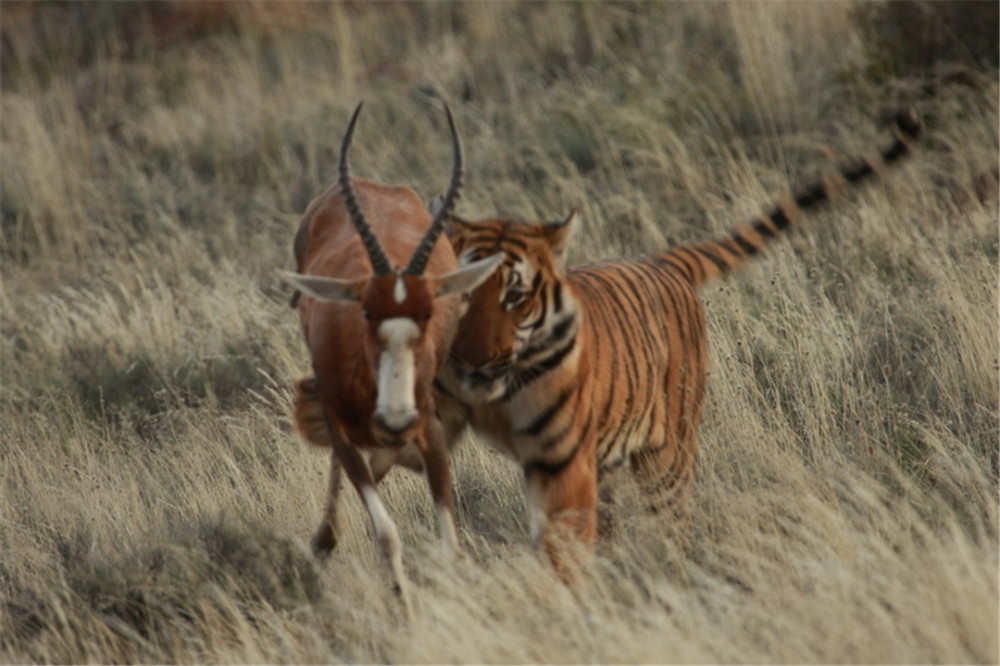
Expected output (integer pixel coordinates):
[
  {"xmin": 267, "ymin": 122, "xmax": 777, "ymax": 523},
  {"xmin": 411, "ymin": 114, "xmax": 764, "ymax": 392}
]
[{"xmin": 279, "ymin": 103, "xmax": 502, "ymax": 611}]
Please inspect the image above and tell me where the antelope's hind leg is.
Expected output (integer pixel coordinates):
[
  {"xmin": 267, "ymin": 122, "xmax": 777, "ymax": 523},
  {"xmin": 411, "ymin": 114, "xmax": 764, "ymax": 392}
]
[
  {"xmin": 311, "ymin": 452, "xmax": 344, "ymax": 557},
  {"xmin": 292, "ymin": 376, "xmax": 344, "ymax": 556}
]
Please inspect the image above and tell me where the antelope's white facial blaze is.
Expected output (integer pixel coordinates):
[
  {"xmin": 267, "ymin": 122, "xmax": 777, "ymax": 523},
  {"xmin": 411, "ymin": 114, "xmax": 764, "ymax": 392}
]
[
  {"xmin": 375, "ymin": 317, "xmax": 421, "ymax": 434},
  {"xmin": 393, "ymin": 276, "xmax": 407, "ymax": 304}
]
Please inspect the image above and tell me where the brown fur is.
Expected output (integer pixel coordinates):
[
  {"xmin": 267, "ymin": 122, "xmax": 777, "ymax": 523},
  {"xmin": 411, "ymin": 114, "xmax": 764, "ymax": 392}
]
[{"xmin": 294, "ymin": 377, "xmax": 330, "ymax": 448}]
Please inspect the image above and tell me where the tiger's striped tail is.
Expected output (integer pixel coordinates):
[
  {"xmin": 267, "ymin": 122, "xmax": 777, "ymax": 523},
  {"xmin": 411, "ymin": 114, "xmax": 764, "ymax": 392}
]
[{"xmin": 659, "ymin": 109, "xmax": 922, "ymax": 288}]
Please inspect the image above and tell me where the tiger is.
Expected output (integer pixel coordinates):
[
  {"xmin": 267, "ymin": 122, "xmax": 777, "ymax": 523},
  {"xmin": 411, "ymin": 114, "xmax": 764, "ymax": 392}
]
[{"xmin": 432, "ymin": 109, "xmax": 922, "ymax": 575}]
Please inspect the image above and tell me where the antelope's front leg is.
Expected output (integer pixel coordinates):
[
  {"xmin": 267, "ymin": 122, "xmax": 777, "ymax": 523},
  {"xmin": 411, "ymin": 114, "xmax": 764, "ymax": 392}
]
[
  {"xmin": 432, "ymin": 378, "xmax": 471, "ymax": 452},
  {"xmin": 331, "ymin": 436, "xmax": 412, "ymax": 614},
  {"xmin": 421, "ymin": 416, "xmax": 461, "ymax": 555}
]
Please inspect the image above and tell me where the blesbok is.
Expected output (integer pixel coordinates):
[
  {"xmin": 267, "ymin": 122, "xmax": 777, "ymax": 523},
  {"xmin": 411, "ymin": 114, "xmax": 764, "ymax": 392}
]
[{"xmin": 279, "ymin": 103, "xmax": 501, "ymax": 610}]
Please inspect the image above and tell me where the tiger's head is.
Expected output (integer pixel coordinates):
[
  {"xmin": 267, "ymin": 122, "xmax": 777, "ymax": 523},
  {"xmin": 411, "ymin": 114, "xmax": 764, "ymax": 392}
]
[{"xmin": 443, "ymin": 209, "xmax": 581, "ymax": 402}]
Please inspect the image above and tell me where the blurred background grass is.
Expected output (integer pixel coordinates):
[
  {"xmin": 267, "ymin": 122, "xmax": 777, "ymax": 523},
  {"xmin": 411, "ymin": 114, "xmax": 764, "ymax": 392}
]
[{"xmin": 1, "ymin": 2, "xmax": 997, "ymax": 663}]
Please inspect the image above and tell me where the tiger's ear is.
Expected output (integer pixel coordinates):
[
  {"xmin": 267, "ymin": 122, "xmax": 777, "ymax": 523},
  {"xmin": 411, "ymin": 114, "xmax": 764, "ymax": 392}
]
[{"xmin": 545, "ymin": 210, "xmax": 578, "ymax": 261}]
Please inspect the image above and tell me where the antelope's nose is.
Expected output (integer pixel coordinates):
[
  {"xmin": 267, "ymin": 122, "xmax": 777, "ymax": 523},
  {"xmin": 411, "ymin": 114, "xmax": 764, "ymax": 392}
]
[{"xmin": 374, "ymin": 409, "xmax": 418, "ymax": 438}]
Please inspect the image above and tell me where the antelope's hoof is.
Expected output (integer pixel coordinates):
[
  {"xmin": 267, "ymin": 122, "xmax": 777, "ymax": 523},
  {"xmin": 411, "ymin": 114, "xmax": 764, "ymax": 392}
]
[{"xmin": 310, "ymin": 526, "xmax": 337, "ymax": 558}]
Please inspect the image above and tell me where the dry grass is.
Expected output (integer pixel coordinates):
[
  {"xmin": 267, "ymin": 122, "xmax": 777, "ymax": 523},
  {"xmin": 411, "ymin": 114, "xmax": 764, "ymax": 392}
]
[{"xmin": 1, "ymin": 3, "xmax": 997, "ymax": 663}]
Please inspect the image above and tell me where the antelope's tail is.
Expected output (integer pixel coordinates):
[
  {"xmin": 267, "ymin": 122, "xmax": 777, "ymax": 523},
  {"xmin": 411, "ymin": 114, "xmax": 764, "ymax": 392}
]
[{"xmin": 294, "ymin": 377, "xmax": 333, "ymax": 447}]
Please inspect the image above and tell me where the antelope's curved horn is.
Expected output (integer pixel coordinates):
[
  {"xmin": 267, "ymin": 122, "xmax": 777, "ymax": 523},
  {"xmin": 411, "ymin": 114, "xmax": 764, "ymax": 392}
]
[
  {"xmin": 340, "ymin": 102, "xmax": 393, "ymax": 276},
  {"xmin": 404, "ymin": 104, "xmax": 464, "ymax": 276}
]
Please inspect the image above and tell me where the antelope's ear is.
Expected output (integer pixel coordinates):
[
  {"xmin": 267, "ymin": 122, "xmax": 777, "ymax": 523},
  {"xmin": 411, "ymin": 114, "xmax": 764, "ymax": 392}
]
[
  {"xmin": 276, "ymin": 270, "xmax": 367, "ymax": 303},
  {"xmin": 435, "ymin": 253, "xmax": 503, "ymax": 298},
  {"xmin": 545, "ymin": 210, "xmax": 578, "ymax": 261}
]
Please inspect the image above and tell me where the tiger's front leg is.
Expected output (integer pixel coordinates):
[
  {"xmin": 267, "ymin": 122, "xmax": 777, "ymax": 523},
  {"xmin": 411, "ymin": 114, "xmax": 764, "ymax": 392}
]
[{"xmin": 524, "ymin": 444, "xmax": 598, "ymax": 582}]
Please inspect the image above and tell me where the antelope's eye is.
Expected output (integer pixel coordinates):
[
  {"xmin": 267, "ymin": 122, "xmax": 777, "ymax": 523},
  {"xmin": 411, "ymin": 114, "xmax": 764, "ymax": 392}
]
[{"xmin": 363, "ymin": 310, "xmax": 373, "ymax": 321}]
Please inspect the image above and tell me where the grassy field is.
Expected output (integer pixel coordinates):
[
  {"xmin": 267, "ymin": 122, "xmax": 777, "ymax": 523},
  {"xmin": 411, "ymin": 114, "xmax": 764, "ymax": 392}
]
[{"xmin": 1, "ymin": 2, "xmax": 997, "ymax": 663}]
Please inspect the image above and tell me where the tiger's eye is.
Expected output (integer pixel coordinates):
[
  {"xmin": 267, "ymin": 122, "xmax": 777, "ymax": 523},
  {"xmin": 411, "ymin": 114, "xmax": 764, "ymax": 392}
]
[{"xmin": 503, "ymin": 290, "xmax": 526, "ymax": 307}]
